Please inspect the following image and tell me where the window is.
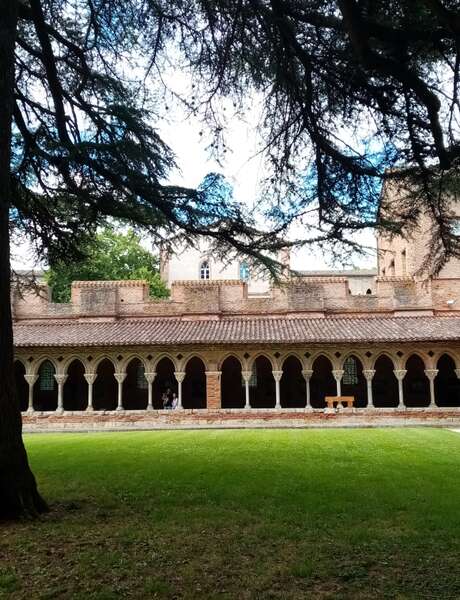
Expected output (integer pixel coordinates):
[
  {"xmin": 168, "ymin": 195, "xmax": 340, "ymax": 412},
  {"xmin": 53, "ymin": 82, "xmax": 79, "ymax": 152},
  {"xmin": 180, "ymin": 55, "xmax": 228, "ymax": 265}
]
[
  {"xmin": 239, "ymin": 261, "xmax": 250, "ymax": 282},
  {"xmin": 343, "ymin": 357, "xmax": 358, "ymax": 386},
  {"xmin": 136, "ymin": 363, "xmax": 148, "ymax": 389},
  {"xmin": 366, "ymin": 288, "xmax": 372, "ymax": 295},
  {"xmin": 39, "ymin": 360, "xmax": 55, "ymax": 391},
  {"xmin": 401, "ymin": 249, "xmax": 407, "ymax": 275},
  {"xmin": 200, "ymin": 260, "xmax": 210, "ymax": 280},
  {"xmin": 389, "ymin": 259, "xmax": 395, "ymax": 276}
]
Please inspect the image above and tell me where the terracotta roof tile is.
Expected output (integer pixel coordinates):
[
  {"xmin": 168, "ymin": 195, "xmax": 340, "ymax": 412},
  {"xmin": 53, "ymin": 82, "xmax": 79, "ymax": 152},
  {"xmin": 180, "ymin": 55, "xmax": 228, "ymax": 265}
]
[{"xmin": 13, "ymin": 315, "xmax": 460, "ymax": 347}]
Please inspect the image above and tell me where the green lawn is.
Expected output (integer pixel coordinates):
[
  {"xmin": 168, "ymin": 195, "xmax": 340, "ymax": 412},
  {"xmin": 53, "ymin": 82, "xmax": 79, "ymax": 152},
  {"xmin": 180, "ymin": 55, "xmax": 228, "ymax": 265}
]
[{"xmin": 2, "ymin": 429, "xmax": 460, "ymax": 599}]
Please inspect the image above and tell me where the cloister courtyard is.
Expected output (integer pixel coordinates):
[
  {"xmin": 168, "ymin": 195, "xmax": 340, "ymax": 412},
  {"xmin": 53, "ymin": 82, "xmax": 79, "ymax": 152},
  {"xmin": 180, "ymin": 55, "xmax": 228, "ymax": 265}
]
[{"xmin": 2, "ymin": 429, "xmax": 460, "ymax": 599}]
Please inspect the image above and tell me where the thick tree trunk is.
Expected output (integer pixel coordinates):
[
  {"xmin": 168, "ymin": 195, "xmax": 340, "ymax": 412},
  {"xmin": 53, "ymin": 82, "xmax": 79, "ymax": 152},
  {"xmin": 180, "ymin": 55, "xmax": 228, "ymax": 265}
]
[{"xmin": 0, "ymin": 0, "xmax": 48, "ymax": 519}]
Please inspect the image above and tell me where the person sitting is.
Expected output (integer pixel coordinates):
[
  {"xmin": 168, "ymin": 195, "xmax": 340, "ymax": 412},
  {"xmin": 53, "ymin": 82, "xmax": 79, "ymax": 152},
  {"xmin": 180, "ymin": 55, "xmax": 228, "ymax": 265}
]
[
  {"xmin": 171, "ymin": 393, "xmax": 178, "ymax": 409},
  {"xmin": 162, "ymin": 392, "xmax": 170, "ymax": 409}
]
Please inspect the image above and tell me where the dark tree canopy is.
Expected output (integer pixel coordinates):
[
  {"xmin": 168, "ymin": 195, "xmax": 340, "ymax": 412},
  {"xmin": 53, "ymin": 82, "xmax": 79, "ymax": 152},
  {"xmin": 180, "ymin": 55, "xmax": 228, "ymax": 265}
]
[{"xmin": 159, "ymin": 0, "xmax": 460, "ymax": 273}]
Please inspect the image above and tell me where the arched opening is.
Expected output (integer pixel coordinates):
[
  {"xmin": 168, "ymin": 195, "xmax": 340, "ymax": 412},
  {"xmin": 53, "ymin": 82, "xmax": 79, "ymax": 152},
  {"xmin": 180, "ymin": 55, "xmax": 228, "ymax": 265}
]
[
  {"xmin": 199, "ymin": 260, "xmax": 210, "ymax": 280},
  {"xmin": 341, "ymin": 355, "xmax": 367, "ymax": 407},
  {"xmin": 221, "ymin": 356, "xmax": 244, "ymax": 408},
  {"xmin": 310, "ymin": 356, "xmax": 335, "ymax": 409},
  {"xmin": 366, "ymin": 288, "xmax": 372, "ymax": 295},
  {"xmin": 403, "ymin": 355, "xmax": 429, "ymax": 407},
  {"xmin": 64, "ymin": 359, "xmax": 87, "ymax": 411},
  {"xmin": 251, "ymin": 356, "xmax": 275, "ymax": 409},
  {"xmin": 373, "ymin": 355, "xmax": 398, "ymax": 408},
  {"xmin": 123, "ymin": 358, "xmax": 148, "ymax": 410},
  {"xmin": 435, "ymin": 354, "xmax": 460, "ymax": 407},
  {"xmin": 14, "ymin": 361, "xmax": 28, "ymax": 412},
  {"xmin": 33, "ymin": 360, "xmax": 57, "ymax": 411},
  {"xmin": 93, "ymin": 358, "xmax": 117, "ymax": 411},
  {"xmin": 280, "ymin": 356, "xmax": 306, "ymax": 408},
  {"xmin": 183, "ymin": 357, "xmax": 206, "ymax": 409},
  {"xmin": 153, "ymin": 357, "xmax": 176, "ymax": 409}
]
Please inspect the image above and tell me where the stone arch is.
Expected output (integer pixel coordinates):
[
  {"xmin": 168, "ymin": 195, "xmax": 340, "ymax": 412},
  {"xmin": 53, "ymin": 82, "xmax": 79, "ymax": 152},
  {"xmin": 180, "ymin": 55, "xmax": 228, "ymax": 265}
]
[
  {"xmin": 92, "ymin": 354, "xmax": 117, "ymax": 372},
  {"xmin": 119, "ymin": 353, "xmax": 149, "ymax": 374},
  {"xmin": 63, "ymin": 358, "xmax": 88, "ymax": 411},
  {"xmin": 251, "ymin": 355, "xmax": 276, "ymax": 409},
  {"xmin": 371, "ymin": 351, "xmax": 396, "ymax": 370},
  {"xmin": 341, "ymin": 354, "xmax": 367, "ymax": 408},
  {"xmin": 435, "ymin": 354, "xmax": 460, "ymax": 407},
  {"xmin": 93, "ymin": 358, "xmax": 117, "ymax": 411},
  {"xmin": 153, "ymin": 356, "xmax": 177, "ymax": 409},
  {"xmin": 310, "ymin": 355, "xmax": 335, "ymax": 409},
  {"xmin": 309, "ymin": 349, "xmax": 337, "ymax": 370},
  {"xmin": 123, "ymin": 357, "xmax": 148, "ymax": 410},
  {"xmin": 14, "ymin": 360, "xmax": 28, "ymax": 412},
  {"xmin": 152, "ymin": 352, "xmax": 178, "ymax": 372},
  {"xmin": 181, "ymin": 352, "xmax": 209, "ymax": 372},
  {"xmin": 433, "ymin": 350, "xmax": 459, "ymax": 370},
  {"xmin": 403, "ymin": 354, "xmax": 430, "ymax": 407},
  {"xmin": 34, "ymin": 359, "xmax": 57, "ymax": 411},
  {"xmin": 248, "ymin": 352, "xmax": 275, "ymax": 371},
  {"xmin": 221, "ymin": 355, "xmax": 244, "ymax": 409},
  {"xmin": 217, "ymin": 352, "xmax": 244, "ymax": 371},
  {"xmin": 373, "ymin": 354, "xmax": 399, "ymax": 408},
  {"xmin": 280, "ymin": 355, "xmax": 306, "ymax": 408},
  {"xmin": 32, "ymin": 355, "xmax": 59, "ymax": 376},
  {"xmin": 62, "ymin": 354, "xmax": 89, "ymax": 375},
  {"xmin": 183, "ymin": 356, "xmax": 207, "ymax": 409}
]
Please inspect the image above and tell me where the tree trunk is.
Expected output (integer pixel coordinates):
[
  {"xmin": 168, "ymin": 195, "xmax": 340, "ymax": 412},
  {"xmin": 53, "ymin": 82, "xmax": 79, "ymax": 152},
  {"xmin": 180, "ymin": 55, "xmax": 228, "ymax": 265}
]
[{"xmin": 0, "ymin": 0, "xmax": 48, "ymax": 519}]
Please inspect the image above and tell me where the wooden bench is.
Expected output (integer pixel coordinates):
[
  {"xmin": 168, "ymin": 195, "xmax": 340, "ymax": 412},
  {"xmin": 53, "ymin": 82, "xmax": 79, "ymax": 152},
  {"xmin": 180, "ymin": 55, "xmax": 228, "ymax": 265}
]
[{"xmin": 325, "ymin": 396, "xmax": 355, "ymax": 410}]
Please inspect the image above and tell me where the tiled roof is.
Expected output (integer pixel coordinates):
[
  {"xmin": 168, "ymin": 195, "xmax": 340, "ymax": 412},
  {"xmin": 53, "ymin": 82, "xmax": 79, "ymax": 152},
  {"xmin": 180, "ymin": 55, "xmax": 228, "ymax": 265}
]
[{"xmin": 13, "ymin": 315, "xmax": 460, "ymax": 347}]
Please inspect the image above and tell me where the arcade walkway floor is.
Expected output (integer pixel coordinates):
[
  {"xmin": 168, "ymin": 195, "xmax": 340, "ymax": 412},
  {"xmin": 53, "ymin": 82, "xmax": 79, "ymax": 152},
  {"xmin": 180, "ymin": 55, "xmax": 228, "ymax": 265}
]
[{"xmin": 2, "ymin": 429, "xmax": 460, "ymax": 599}]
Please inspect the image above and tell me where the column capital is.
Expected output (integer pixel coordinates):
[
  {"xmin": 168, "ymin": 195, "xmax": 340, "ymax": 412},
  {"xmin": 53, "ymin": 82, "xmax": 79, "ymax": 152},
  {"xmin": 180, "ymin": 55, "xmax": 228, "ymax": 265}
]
[
  {"xmin": 114, "ymin": 372, "xmax": 127, "ymax": 384},
  {"xmin": 332, "ymin": 369, "xmax": 344, "ymax": 381},
  {"xmin": 241, "ymin": 370, "xmax": 253, "ymax": 383},
  {"xmin": 174, "ymin": 371, "xmax": 186, "ymax": 383},
  {"xmin": 272, "ymin": 370, "xmax": 283, "ymax": 382},
  {"xmin": 362, "ymin": 369, "xmax": 376, "ymax": 381},
  {"xmin": 144, "ymin": 371, "xmax": 156, "ymax": 384},
  {"xmin": 24, "ymin": 374, "xmax": 38, "ymax": 386},
  {"xmin": 206, "ymin": 370, "xmax": 222, "ymax": 377},
  {"xmin": 393, "ymin": 369, "xmax": 407, "ymax": 381},
  {"xmin": 424, "ymin": 369, "xmax": 439, "ymax": 381},
  {"xmin": 84, "ymin": 372, "xmax": 97, "ymax": 385},
  {"xmin": 302, "ymin": 369, "xmax": 313, "ymax": 380},
  {"xmin": 54, "ymin": 374, "xmax": 68, "ymax": 385}
]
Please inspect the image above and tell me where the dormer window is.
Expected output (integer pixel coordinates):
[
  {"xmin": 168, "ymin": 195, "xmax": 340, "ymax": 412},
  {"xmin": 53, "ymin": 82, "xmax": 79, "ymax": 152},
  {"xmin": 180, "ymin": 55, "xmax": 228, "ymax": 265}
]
[{"xmin": 200, "ymin": 260, "xmax": 210, "ymax": 280}]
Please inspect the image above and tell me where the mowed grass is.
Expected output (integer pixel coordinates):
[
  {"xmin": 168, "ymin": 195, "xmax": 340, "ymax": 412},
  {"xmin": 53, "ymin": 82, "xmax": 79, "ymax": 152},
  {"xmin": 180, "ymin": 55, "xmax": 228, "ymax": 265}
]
[{"xmin": 2, "ymin": 429, "xmax": 460, "ymax": 599}]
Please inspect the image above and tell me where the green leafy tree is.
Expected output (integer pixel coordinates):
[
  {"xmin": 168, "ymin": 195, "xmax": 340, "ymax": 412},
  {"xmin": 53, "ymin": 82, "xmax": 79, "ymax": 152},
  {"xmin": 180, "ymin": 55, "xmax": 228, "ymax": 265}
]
[{"xmin": 45, "ymin": 229, "xmax": 169, "ymax": 303}]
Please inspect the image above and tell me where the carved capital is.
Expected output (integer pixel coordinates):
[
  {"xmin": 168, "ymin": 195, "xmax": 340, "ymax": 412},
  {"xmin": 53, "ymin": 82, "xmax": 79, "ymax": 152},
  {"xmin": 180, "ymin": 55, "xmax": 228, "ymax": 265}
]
[
  {"xmin": 301, "ymin": 369, "xmax": 313, "ymax": 381},
  {"xmin": 424, "ymin": 369, "xmax": 439, "ymax": 381},
  {"xmin": 241, "ymin": 370, "xmax": 253, "ymax": 383},
  {"xmin": 24, "ymin": 374, "xmax": 38, "ymax": 386},
  {"xmin": 174, "ymin": 371, "xmax": 186, "ymax": 383},
  {"xmin": 362, "ymin": 369, "xmax": 376, "ymax": 382},
  {"xmin": 272, "ymin": 370, "xmax": 283, "ymax": 382},
  {"xmin": 393, "ymin": 369, "xmax": 407, "ymax": 381},
  {"xmin": 84, "ymin": 373, "xmax": 97, "ymax": 385},
  {"xmin": 144, "ymin": 371, "xmax": 156, "ymax": 384},
  {"xmin": 54, "ymin": 374, "xmax": 68, "ymax": 386},
  {"xmin": 332, "ymin": 369, "xmax": 344, "ymax": 382},
  {"xmin": 114, "ymin": 372, "xmax": 127, "ymax": 384}
]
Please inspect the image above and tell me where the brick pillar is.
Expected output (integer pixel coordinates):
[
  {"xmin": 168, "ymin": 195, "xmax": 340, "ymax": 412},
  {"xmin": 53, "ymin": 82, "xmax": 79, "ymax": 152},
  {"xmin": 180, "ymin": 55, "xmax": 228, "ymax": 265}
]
[{"xmin": 206, "ymin": 371, "xmax": 221, "ymax": 410}]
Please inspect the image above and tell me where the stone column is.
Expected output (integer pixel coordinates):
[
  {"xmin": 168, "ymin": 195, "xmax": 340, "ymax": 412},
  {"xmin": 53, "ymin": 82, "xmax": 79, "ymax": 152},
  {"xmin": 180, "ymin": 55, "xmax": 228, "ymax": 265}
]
[
  {"xmin": 144, "ymin": 372, "xmax": 156, "ymax": 410},
  {"xmin": 206, "ymin": 371, "xmax": 222, "ymax": 409},
  {"xmin": 24, "ymin": 374, "xmax": 38, "ymax": 413},
  {"xmin": 424, "ymin": 369, "xmax": 439, "ymax": 408},
  {"xmin": 174, "ymin": 371, "xmax": 186, "ymax": 409},
  {"xmin": 84, "ymin": 373, "xmax": 96, "ymax": 411},
  {"xmin": 456, "ymin": 369, "xmax": 460, "ymax": 380},
  {"xmin": 362, "ymin": 369, "xmax": 376, "ymax": 408},
  {"xmin": 302, "ymin": 369, "xmax": 313, "ymax": 409},
  {"xmin": 54, "ymin": 374, "xmax": 68, "ymax": 413},
  {"xmin": 114, "ymin": 372, "xmax": 126, "ymax": 411},
  {"xmin": 272, "ymin": 370, "xmax": 283, "ymax": 409},
  {"xmin": 241, "ymin": 371, "xmax": 252, "ymax": 409},
  {"xmin": 332, "ymin": 369, "xmax": 344, "ymax": 396},
  {"xmin": 393, "ymin": 369, "xmax": 407, "ymax": 409}
]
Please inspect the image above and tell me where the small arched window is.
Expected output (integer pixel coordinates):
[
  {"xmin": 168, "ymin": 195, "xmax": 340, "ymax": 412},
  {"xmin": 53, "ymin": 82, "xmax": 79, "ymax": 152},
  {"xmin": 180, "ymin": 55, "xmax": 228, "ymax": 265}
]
[
  {"xmin": 239, "ymin": 261, "xmax": 250, "ymax": 282},
  {"xmin": 200, "ymin": 260, "xmax": 210, "ymax": 280},
  {"xmin": 136, "ymin": 363, "xmax": 148, "ymax": 389},
  {"xmin": 343, "ymin": 357, "xmax": 358, "ymax": 386},
  {"xmin": 401, "ymin": 249, "xmax": 407, "ymax": 275},
  {"xmin": 366, "ymin": 288, "xmax": 372, "ymax": 295},
  {"xmin": 39, "ymin": 360, "xmax": 55, "ymax": 391}
]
